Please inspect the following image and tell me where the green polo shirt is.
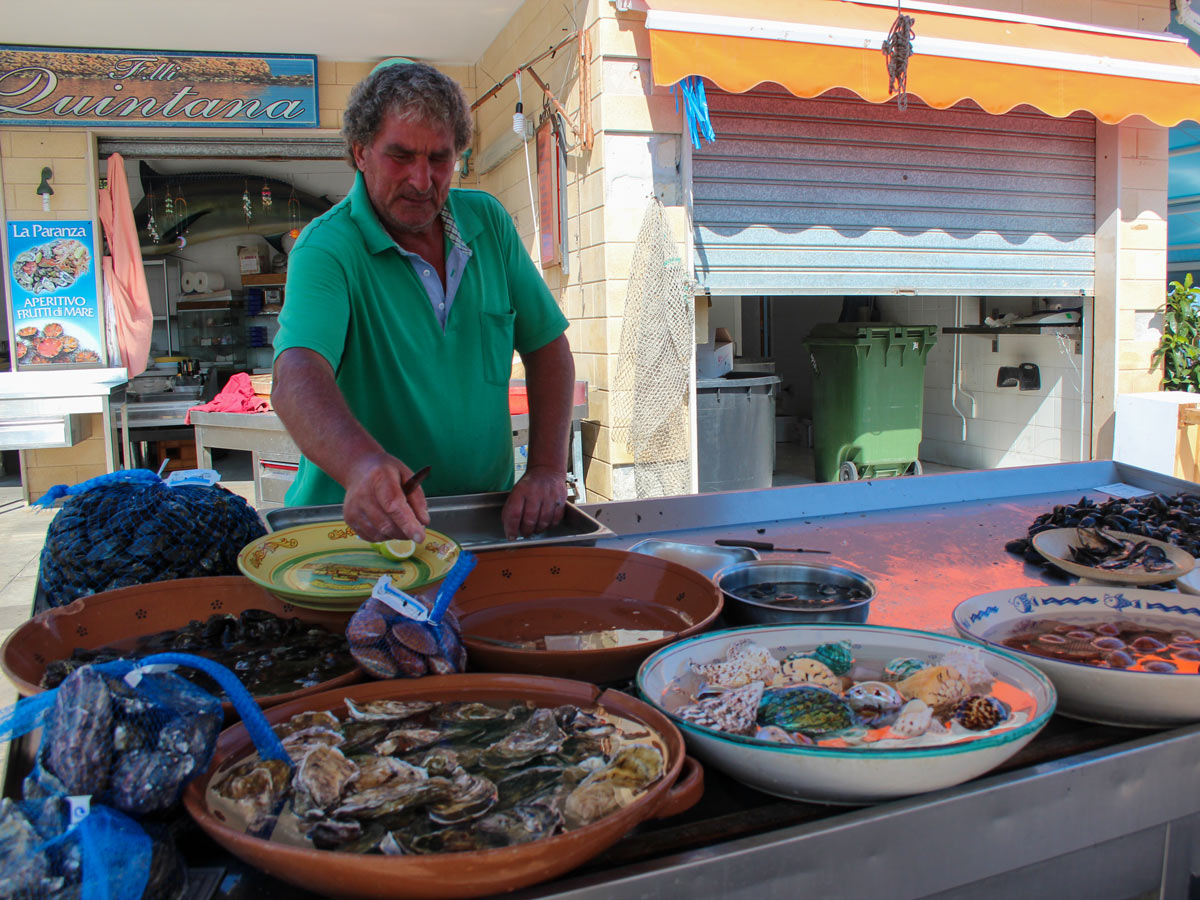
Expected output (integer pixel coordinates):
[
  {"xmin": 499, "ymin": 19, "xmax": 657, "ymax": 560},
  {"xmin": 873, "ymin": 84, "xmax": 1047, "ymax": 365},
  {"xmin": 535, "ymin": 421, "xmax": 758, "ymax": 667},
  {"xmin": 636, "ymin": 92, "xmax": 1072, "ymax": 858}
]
[{"xmin": 274, "ymin": 173, "xmax": 568, "ymax": 506}]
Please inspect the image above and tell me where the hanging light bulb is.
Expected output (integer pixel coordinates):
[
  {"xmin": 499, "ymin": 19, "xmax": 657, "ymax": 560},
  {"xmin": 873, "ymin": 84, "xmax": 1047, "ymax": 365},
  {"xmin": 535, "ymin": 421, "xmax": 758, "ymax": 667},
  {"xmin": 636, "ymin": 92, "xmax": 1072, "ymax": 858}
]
[{"xmin": 512, "ymin": 69, "xmax": 526, "ymax": 138}]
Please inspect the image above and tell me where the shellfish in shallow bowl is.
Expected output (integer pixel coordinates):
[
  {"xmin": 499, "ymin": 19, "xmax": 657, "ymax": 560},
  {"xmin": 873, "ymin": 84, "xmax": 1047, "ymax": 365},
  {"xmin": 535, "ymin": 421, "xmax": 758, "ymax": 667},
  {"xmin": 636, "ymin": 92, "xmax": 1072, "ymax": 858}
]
[
  {"xmin": 954, "ymin": 585, "xmax": 1200, "ymax": 728},
  {"xmin": 637, "ymin": 624, "xmax": 1056, "ymax": 805}
]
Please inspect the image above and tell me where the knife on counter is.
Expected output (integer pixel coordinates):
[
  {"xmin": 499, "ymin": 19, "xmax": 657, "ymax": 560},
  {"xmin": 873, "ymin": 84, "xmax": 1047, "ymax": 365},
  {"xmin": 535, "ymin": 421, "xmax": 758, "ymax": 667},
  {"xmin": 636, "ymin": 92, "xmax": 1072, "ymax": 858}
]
[{"xmin": 715, "ymin": 538, "xmax": 831, "ymax": 554}]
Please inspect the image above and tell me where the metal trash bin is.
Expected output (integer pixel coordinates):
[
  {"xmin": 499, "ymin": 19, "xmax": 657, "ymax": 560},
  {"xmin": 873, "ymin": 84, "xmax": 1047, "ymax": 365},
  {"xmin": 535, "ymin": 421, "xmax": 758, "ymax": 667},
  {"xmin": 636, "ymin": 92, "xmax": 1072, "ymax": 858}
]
[
  {"xmin": 803, "ymin": 323, "xmax": 937, "ymax": 482},
  {"xmin": 697, "ymin": 374, "xmax": 781, "ymax": 492}
]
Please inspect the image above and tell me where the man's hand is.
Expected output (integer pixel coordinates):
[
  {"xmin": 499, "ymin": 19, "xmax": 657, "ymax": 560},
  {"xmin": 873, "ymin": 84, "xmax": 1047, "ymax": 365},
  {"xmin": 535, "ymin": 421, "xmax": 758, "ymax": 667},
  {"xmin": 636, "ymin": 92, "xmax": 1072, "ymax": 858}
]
[
  {"xmin": 342, "ymin": 452, "xmax": 431, "ymax": 543},
  {"xmin": 502, "ymin": 464, "xmax": 567, "ymax": 539}
]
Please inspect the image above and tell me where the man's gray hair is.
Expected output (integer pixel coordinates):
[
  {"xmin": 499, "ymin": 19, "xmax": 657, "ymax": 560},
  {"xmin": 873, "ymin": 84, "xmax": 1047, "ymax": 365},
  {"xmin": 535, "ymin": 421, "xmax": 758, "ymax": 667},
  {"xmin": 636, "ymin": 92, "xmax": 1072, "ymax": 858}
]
[{"xmin": 342, "ymin": 61, "xmax": 473, "ymax": 166}]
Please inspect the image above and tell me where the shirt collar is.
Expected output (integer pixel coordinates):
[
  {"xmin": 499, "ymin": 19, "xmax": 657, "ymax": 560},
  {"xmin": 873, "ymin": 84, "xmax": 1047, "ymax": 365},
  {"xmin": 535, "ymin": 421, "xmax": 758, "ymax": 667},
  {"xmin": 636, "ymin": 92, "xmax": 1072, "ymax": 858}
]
[{"xmin": 349, "ymin": 171, "xmax": 481, "ymax": 255}]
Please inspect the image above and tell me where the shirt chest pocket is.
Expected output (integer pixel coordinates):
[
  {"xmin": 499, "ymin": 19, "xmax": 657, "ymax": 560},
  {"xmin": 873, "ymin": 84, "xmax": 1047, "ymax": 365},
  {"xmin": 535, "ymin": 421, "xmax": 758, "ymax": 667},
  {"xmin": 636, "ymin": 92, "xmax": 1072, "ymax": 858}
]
[{"xmin": 480, "ymin": 309, "xmax": 515, "ymax": 385}]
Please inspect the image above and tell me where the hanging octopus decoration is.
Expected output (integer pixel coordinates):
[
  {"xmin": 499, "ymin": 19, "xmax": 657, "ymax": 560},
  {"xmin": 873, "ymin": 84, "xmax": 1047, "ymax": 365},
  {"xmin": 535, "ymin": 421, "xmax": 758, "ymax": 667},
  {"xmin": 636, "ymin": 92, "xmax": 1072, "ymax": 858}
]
[
  {"xmin": 261, "ymin": 180, "xmax": 273, "ymax": 211},
  {"xmin": 882, "ymin": 2, "xmax": 916, "ymax": 111},
  {"xmin": 242, "ymin": 180, "xmax": 253, "ymax": 227}
]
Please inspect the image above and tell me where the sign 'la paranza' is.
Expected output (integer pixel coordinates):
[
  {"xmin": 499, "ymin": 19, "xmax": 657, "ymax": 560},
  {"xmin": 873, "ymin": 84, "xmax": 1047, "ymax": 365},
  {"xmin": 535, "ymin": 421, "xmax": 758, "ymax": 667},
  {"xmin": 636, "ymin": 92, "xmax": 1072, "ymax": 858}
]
[{"xmin": 0, "ymin": 45, "xmax": 319, "ymax": 128}]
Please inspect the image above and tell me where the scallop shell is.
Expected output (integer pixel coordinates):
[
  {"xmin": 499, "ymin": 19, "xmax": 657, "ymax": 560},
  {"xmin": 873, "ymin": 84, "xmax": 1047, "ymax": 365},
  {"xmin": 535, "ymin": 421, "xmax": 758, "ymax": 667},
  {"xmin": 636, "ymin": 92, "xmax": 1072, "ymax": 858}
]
[
  {"xmin": 691, "ymin": 639, "xmax": 782, "ymax": 689},
  {"xmin": 676, "ymin": 680, "xmax": 765, "ymax": 735},
  {"xmin": 895, "ymin": 665, "xmax": 969, "ymax": 716},
  {"xmin": 936, "ymin": 647, "xmax": 995, "ymax": 693},
  {"xmin": 881, "ymin": 657, "xmax": 928, "ymax": 683},
  {"xmin": 779, "ymin": 656, "xmax": 840, "ymax": 690}
]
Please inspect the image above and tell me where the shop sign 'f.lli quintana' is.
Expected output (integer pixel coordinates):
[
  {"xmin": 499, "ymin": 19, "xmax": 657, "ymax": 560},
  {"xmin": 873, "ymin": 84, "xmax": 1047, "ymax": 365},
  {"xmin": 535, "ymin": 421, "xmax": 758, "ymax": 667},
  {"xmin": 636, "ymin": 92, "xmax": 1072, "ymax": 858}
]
[{"xmin": 0, "ymin": 46, "xmax": 319, "ymax": 128}]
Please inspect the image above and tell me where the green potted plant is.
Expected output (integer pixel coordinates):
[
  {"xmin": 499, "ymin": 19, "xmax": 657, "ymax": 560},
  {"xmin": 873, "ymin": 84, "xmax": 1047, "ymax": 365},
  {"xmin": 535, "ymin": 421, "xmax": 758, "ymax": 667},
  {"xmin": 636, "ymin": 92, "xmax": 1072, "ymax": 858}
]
[{"xmin": 1153, "ymin": 274, "xmax": 1200, "ymax": 392}]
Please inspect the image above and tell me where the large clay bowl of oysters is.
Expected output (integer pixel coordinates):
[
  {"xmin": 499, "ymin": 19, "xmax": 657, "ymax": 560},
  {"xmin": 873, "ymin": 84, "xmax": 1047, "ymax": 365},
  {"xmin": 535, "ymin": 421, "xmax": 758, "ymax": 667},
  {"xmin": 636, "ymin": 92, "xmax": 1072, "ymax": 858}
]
[
  {"xmin": 637, "ymin": 623, "xmax": 1056, "ymax": 805},
  {"xmin": 0, "ymin": 576, "xmax": 363, "ymax": 713},
  {"xmin": 452, "ymin": 547, "xmax": 724, "ymax": 683},
  {"xmin": 955, "ymin": 585, "xmax": 1200, "ymax": 728},
  {"xmin": 183, "ymin": 674, "xmax": 703, "ymax": 900}
]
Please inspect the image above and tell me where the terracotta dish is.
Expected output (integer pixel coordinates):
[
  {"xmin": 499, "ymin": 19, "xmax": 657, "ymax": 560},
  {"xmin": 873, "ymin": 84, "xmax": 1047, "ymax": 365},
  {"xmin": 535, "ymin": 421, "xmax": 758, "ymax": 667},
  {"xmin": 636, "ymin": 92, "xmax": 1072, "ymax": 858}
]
[
  {"xmin": 452, "ymin": 547, "xmax": 724, "ymax": 683},
  {"xmin": 0, "ymin": 576, "xmax": 362, "ymax": 714},
  {"xmin": 183, "ymin": 674, "xmax": 703, "ymax": 900}
]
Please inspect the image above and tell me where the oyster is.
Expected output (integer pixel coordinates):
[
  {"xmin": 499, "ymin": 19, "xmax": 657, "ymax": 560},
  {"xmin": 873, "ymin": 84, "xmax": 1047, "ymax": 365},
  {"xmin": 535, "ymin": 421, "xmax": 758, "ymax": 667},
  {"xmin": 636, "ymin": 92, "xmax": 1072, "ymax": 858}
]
[
  {"xmin": 340, "ymin": 720, "xmax": 393, "ymax": 755},
  {"xmin": 345, "ymin": 698, "xmax": 435, "ymax": 722},
  {"xmin": 275, "ymin": 710, "xmax": 340, "ymax": 738},
  {"xmin": 109, "ymin": 749, "xmax": 194, "ymax": 815},
  {"xmin": 375, "ymin": 727, "xmax": 444, "ymax": 756},
  {"xmin": 562, "ymin": 743, "xmax": 664, "ymax": 828},
  {"xmin": 214, "ymin": 758, "xmax": 293, "ymax": 832},
  {"xmin": 410, "ymin": 801, "xmax": 562, "ymax": 853},
  {"xmin": 554, "ymin": 706, "xmax": 616, "ymax": 736},
  {"xmin": 281, "ymin": 726, "xmax": 346, "ymax": 762},
  {"xmin": 0, "ymin": 798, "xmax": 49, "ymax": 895},
  {"xmin": 844, "ymin": 681, "xmax": 906, "ymax": 728},
  {"xmin": 496, "ymin": 765, "xmax": 569, "ymax": 808},
  {"xmin": 676, "ymin": 681, "xmax": 764, "ymax": 735},
  {"xmin": 428, "ymin": 772, "xmax": 499, "ymax": 824},
  {"xmin": 350, "ymin": 755, "xmax": 427, "ymax": 790},
  {"xmin": 953, "ymin": 695, "xmax": 1011, "ymax": 731},
  {"xmin": 779, "ymin": 656, "xmax": 840, "ymax": 691},
  {"xmin": 882, "ymin": 657, "xmax": 929, "ymax": 683},
  {"xmin": 479, "ymin": 708, "xmax": 566, "ymax": 768},
  {"xmin": 306, "ymin": 816, "xmax": 364, "ymax": 850},
  {"xmin": 691, "ymin": 639, "xmax": 782, "ymax": 688},
  {"xmin": 757, "ymin": 685, "xmax": 855, "ymax": 736},
  {"xmin": 294, "ymin": 745, "xmax": 359, "ymax": 813},
  {"xmin": 416, "ymin": 747, "xmax": 460, "ymax": 777},
  {"xmin": 895, "ymin": 665, "xmax": 970, "ymax": 716},
  {"xmin": 889, "ymin": 699, "xmax": 933, "ymax": 738},
  {"xmin": 433, "ymin": 702, "xmax": 511, "ymax": 724},
  {"xmin": 45, "ymin": 666, "xmax": 113, "ymax": 796},
  {"xmin": 333, "ymin": 777, "xmax": 454, "ymax": 820}
]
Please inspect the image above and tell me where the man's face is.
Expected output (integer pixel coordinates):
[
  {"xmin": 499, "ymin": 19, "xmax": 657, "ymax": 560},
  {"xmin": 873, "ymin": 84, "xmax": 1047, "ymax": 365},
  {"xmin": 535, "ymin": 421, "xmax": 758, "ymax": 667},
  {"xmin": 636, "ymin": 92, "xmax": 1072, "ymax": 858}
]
[{"xmin": 353, "ymin": 111, "xmax": 458, "ymax": 238}]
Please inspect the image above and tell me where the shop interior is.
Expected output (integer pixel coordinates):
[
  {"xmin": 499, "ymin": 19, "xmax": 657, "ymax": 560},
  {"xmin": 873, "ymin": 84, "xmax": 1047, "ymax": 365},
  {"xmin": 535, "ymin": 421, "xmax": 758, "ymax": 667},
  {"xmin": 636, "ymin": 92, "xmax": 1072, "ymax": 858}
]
[{"xmin": 707, "ymin": 292, "xmax": 1091, "ymax": 485}]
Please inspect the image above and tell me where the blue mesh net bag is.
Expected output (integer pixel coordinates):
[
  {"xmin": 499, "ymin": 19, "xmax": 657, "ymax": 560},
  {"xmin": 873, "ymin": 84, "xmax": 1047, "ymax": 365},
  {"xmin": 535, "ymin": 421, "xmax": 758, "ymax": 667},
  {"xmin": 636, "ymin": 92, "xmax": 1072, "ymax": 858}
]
[
  {"xmin": 34, "ymin": 470, "xmax": 267, "ymax": 610},
  {"xmin": 0, "ymin": 653, "xmax": 293, "ymax": 900}
]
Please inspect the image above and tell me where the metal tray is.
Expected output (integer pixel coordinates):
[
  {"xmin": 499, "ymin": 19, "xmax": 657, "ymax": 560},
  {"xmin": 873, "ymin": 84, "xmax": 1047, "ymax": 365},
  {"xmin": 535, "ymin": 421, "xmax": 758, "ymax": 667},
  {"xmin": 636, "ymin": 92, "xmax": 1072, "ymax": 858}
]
[
  {"xmin": 627, "ymin": 538, "xmax": 758, "ymax": 580},
  {"xmin": 263, "ymin": 491, "xmax": 614, "ymax": 551}
]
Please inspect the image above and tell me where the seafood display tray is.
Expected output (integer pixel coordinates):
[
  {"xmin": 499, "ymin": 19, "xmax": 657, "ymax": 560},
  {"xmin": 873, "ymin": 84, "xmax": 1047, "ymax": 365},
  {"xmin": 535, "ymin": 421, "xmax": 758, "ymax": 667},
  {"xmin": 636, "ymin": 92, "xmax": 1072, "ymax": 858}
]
[
  {"xmin": 264, "ymin": 492, "xmax": 615, "ymax": 551},
  {"xmin": 12, "ymin": 461, "xmax": 1200, "ymax": 899}
]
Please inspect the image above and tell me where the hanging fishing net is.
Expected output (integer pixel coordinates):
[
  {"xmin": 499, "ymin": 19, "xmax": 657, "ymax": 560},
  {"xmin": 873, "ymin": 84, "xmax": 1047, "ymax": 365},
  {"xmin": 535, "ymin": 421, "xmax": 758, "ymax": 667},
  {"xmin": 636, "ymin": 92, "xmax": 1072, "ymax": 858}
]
[
  {"xmin": 0, "ymin": 653, "xmax": 291, "ymax": 900},
  {"xmin": 34, "ymin": 470, "xmax": 267, "ymax": 611},
  {"xmin": 612, "ymin": 198, "xmax": 695, "ymax": 498}
]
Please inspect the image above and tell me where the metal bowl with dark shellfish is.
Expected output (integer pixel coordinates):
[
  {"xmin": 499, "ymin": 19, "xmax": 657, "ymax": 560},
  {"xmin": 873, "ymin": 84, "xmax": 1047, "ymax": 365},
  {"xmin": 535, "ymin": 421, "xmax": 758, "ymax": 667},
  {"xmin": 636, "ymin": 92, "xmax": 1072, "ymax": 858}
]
[
  {"xmin": 182, "ymin": 674, "xmax": 703, "ymax": 900},
  {"xmin": 955, "ymin": 585, "xmax": 1200, "ymax": 728},
  {"xmin": 713, "ymin": 559, "xmax": 875, "ymax": 626},
  {"xmin": 0, "ymin": 576, "xmax": 363, "ymax": 716},
  {"xmin": 1031, "ymin": 527, "xmax": 1194, "ymax": 586}
]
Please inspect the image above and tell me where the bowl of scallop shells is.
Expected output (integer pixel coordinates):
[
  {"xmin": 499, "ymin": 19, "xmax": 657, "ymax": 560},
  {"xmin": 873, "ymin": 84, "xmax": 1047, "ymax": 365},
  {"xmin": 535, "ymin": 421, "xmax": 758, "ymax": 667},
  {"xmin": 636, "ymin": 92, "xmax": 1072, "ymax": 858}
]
[
  {"xmin": 954, "ymin": 585, "xmax": 1200, "ymax": 728},
  {"xmin": 183, "ymin": 673, "xmax": 703, "ymax": 899},
  {"xmin": 636, "ymin": 623, "xmax": 1056, "ymax": 805}
]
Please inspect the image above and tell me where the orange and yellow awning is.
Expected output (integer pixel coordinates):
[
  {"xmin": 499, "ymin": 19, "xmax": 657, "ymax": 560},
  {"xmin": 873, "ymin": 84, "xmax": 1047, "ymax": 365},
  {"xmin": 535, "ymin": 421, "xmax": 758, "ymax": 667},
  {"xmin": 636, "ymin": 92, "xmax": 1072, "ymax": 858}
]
[{"xmin": 644, "ymin": 0, "xmax": 1200, "ymax": 126}]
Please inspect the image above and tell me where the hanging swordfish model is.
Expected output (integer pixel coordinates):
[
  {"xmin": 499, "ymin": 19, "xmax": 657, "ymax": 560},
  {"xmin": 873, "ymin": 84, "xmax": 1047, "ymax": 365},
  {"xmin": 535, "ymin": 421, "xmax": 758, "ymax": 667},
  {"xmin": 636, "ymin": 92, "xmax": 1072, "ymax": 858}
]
[{"xmin": 134, "ymin": 161, "xmax": 335, "ymax": 257}]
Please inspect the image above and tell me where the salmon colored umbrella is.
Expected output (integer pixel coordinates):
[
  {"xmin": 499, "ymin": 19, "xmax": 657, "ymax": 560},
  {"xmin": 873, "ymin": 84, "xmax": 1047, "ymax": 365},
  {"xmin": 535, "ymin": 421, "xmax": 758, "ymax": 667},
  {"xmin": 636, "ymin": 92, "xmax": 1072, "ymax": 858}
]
[{"xmin": 97, "ymin": 152, "xmax": 152, "ymax": 377}]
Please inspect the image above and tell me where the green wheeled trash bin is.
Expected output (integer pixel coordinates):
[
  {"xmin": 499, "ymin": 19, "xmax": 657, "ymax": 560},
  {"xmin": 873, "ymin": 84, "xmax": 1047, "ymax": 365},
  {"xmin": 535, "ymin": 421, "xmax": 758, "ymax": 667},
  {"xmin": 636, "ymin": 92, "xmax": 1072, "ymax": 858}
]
[{"xmin": 802, "ymin": 323, "xmax": 938, "ymax": 482}]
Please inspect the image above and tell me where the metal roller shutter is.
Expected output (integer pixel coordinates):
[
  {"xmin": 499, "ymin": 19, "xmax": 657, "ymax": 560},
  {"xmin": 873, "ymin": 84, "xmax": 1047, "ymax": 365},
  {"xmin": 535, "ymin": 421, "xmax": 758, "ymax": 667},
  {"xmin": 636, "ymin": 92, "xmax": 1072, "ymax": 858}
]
[{"xmin": 691, "ymin": 87, "xmax": 1096, "ymax": 297}]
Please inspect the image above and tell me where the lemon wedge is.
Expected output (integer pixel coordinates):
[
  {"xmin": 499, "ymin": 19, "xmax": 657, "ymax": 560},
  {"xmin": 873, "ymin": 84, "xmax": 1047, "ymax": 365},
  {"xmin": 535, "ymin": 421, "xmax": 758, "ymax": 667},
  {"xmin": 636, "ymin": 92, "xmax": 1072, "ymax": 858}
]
[{"xmin": 371, "ymin": 539, "xmax": 416, "ymax": 561}]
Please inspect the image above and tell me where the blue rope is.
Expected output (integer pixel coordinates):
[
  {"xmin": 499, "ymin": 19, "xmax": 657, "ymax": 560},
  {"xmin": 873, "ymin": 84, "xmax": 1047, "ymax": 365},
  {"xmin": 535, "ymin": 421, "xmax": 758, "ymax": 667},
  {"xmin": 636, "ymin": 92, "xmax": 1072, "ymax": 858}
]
[
  {"xmin": 671, "ymin": 76, "xmax": 716, "ymax": 149},
  {"xmin": 429, "ymin": 550, "xmax": 477, "ymax": 626}
]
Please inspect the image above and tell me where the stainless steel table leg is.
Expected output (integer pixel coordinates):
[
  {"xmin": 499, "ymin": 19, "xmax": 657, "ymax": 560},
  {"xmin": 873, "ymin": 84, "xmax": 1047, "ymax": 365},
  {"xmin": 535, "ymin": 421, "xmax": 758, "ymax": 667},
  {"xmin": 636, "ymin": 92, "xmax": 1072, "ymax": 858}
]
[{"xmin": 569, "ymin": 419, "xmax": 585, "ymax": 500}]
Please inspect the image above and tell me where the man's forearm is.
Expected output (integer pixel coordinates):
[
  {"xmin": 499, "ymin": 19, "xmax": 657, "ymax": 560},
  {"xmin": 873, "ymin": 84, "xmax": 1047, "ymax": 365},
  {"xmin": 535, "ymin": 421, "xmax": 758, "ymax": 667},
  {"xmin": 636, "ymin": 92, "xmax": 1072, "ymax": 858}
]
[
  {"xmin": 272, "ymin": 348, "xmax": 384, "ymax": 487},
  {"xmin": 521, "ymin": 334, "xmax": 575, "ymax": 473}
]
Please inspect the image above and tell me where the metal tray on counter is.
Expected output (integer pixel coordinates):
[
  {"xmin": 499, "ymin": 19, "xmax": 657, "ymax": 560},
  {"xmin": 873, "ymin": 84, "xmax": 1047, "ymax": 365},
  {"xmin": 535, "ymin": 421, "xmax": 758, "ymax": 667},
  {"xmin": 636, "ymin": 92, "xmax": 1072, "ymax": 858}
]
[
  {"xmin": 263, "ymin": 491, "xmax": 614, "ymax": 551},
  {"xmin": 627, "ymin": 538, "xmax": 758, "ymax": 579}
]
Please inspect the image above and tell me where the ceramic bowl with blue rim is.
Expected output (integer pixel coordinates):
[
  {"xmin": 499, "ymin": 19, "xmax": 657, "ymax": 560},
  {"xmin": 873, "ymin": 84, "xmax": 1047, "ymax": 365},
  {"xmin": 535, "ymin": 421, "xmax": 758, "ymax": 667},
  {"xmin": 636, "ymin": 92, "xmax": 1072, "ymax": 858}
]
[
  {"xmin": 635, "ymin": 624, "xmax": 1056, "ymax": 805},
  {"xmin": 954, "ymin": 586, "xmax": 1200, "ymax": 728}
]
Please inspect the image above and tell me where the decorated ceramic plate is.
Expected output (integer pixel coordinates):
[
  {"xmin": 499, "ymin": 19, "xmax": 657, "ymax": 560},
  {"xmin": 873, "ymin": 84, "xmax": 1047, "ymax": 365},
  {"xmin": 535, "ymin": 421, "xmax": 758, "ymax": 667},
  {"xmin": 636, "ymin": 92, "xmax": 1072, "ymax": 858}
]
[
  {"xmin": 1031, "ymin": 527, "xmax": 1192, "ymax": 586},
  {"xmin": 954, "ymin": 585, "xmax": 1200, "ymax": 728},
  {"xmin": 237, "ymin": 522, "xmax": 460, "ymax": 607}
]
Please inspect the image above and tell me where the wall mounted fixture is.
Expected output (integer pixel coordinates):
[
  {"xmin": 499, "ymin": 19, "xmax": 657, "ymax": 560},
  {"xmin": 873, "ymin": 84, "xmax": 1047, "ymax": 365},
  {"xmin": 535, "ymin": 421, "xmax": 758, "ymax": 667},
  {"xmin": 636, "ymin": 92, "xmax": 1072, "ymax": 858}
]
[{"xmin": 36, "ymin": 167, "xmax": 53, "ymax": 211}]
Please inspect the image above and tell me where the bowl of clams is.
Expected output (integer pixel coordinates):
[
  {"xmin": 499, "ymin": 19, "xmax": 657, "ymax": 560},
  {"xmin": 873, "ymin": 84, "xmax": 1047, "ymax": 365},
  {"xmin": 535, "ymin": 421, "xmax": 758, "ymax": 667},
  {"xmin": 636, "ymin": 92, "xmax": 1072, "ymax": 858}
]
[
  {"xmin": 183, "ymin": 673, "xmax": 703, "ymax": 899},
  {"xmin": 636, "ymin": 623, "xmax": 1056, "ymax": 805}
]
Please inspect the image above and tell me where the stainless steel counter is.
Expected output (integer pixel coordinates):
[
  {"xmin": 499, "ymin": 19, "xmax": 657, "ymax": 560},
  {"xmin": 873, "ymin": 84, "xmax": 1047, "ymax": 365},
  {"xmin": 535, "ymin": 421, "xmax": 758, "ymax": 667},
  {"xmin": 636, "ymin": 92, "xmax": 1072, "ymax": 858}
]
[{"xmin": 0, "ymin": 368, "xmax": 127, "ymax": 465}]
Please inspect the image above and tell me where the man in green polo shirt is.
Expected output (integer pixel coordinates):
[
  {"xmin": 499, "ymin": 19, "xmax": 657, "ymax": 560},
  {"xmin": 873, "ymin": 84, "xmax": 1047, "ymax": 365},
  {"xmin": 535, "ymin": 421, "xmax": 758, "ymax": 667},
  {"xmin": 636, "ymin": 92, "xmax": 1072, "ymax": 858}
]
[{"xmin": 272, "ymin": 60, "xmax": 574, "ymax": 541}]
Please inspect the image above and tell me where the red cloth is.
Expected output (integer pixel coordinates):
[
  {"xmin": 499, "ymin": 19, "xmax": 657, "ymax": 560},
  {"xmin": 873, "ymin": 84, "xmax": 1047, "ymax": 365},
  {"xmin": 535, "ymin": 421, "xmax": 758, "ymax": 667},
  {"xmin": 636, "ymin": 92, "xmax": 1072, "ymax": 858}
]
[
  {"xmin": 97, "ymin": 153, "xmax": 153, "ymax": 377},
  {"xmin": 186, "ymin": 373, "xmax": 269, "ymax": 424}
]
